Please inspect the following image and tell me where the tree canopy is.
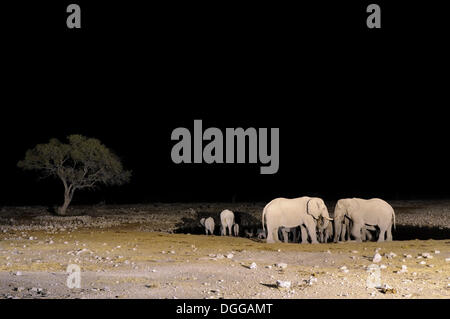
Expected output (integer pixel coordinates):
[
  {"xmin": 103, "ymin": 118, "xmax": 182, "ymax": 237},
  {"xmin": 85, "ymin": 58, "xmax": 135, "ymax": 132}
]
[{"xmin": 18, "ymin": 134, "xmax": 131, "ymax": 215}]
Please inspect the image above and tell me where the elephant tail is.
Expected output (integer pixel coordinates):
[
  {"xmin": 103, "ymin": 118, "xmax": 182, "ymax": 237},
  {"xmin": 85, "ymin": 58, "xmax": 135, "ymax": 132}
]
[
  {"xmin": 262, "ymin": 204, "xmax": 270, "ymax": 234},
  {"xmin": 392, "ymin": 210, "xmax": 396, "ymax": 230}
]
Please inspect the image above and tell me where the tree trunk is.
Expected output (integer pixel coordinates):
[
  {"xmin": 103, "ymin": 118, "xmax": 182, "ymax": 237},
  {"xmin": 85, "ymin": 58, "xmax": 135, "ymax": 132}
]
[{"xmin": 57, "ymin": 187, "xmax": 74, "ymax": 216}]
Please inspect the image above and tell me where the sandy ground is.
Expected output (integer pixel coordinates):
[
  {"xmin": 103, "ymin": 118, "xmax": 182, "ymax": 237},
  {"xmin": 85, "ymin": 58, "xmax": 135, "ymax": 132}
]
[{"xmin": 0, "ymin": 201, "xmax": 449, "ymax": 299}]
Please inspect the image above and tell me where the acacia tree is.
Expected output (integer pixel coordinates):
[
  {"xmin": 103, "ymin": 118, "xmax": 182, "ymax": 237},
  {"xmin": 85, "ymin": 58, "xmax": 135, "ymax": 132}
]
[{"xmin": 18, "ymin": 135, "xmax": 131, "ymax": 215}]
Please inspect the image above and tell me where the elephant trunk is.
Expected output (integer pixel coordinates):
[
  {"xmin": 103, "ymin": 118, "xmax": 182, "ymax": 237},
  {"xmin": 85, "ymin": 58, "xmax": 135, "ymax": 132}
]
[{"xmin": 320, "ymin": 210, "xmax": 332, "ymax": 231}]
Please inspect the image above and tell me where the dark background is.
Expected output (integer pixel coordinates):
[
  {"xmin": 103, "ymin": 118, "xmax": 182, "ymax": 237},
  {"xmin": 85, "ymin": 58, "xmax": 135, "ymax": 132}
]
[{"xmin": 1, "ymin": 1, "xmax": 449, "ymax": 206}]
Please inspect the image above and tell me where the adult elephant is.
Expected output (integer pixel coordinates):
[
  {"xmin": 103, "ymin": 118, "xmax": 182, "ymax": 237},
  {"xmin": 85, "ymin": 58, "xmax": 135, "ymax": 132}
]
[
  {"xmin": 220, "ymin": 209, "xmax": 235, "ymax": 236},
  {"xmin": 333, "ymin": 198, "xmax": 396, "ymax": 243},
  {"xmin": 200, "ymin": 217, "xmax": 215, "ymax": 235},
  {"xmin": 262, "ymin": 197, "xmax": 333, "ymax": 243}
]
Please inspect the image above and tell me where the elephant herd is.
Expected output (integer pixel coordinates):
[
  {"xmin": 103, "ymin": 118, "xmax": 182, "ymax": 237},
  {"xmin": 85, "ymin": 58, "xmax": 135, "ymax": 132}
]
[
  {"xmin": 263, "ymin": 197, "xmax": 396, "ymax": 244},
  {"xmin": 200, "ymin": 209, "xmax": 239, "ymax": 236},
  {"xmin": 199, "ymin": 197, "xmax": 396, "ymax": 244}
]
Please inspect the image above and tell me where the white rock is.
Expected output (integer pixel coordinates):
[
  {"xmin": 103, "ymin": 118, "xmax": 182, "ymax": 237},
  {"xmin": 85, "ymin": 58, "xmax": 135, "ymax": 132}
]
[
  {"xmin": 373, "ymin": 253, "xmax": 382, "ymax": 263},
  {"xmin": 385, "ymin": 252, "xmax": 397, "ymax": 259},
  {"xmin": 434, "ymin": 250, "xmax": 440, "ymax": 254},
  {"xmin": 276, "ymin": 280, "xmax": 291, "ymax": 289},
  {"xmin": 380, "ymin": 264, "xmax": 387, "ymax": 269},
  {"xmin": 419, "ymin": 261, "xmax": 426, "ymax": 265},
  {"xmin": 396, "ymin": 265, "xmax": 408, "ymax": 273},
  {"xmin": 306, "ymin": 276, "xmax": 318, "ymax": 285},
  {"xmin": 249, "ymin": 262, "xmax": 257, "ymax": 269},
  {"xmin": 226, "ymin": 253, "xmax": 234, "ymax": 259},
  {"xmin": 446, "ymin": 258, "xmax": 450, "ymax": 262},
  {"xmin": 15, "ymin": 271, "xmax": 22, "ymax": 276},
  {"xmin": 276, "ymin": 263, "xmax": 287, "ymax": 269}
]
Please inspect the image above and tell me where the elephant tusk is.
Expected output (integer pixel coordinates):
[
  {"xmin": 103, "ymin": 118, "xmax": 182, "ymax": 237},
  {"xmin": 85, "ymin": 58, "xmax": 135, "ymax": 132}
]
[{"xmin": 325, "ymin": 217, "xmax": 333, "ymax": 221}]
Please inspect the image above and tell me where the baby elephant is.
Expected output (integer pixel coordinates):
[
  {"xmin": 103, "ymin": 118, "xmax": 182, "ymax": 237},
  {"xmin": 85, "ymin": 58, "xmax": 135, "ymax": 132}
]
[
  {"xmin": 233, "ymin": 223, "xmax": 239, "ymax": 236},
  {"xmin": 200, "ymin": 217, "xmax": 215, "ymax": 235}
]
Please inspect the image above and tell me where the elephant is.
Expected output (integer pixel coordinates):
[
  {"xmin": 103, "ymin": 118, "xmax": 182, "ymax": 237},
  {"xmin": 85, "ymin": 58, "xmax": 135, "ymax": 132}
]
[
  {"xmin": 200, "ymin": 217, "xmax": 215, "ymax": 235},
  {"xmin": 335, "ymin": 217, "xmax": 376, "ymax": 242},
  {"xmin": 220, "ymin": 209, "xmax": 235, "ymax": 236},
  {"xmin": 233, "ymin": 223, "xmax": 239, "ymax": 237},
  {"xmin": 333, "ymin": 198, "xmax": 396, "ymax": 243},
  {"xmin": 279, "ymin": 226, "xmax": 312, "ymax": 243},
  {"xmin": 262, "ymin": 197, "xmax": 333, "ymax": 243},
  {"xmin": 318, "ymin": 219, "xmax": 333, "ymax": 243},
  {"xmin": 278, "ymin": 226, "xmax": 300, "ymax": 243}
]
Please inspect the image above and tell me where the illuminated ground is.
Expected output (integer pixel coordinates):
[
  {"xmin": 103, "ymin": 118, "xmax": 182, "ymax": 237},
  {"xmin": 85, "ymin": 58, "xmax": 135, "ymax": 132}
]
[{"xmin": 0, "ymin": 202, "xmax": 449, "ymax": 299}]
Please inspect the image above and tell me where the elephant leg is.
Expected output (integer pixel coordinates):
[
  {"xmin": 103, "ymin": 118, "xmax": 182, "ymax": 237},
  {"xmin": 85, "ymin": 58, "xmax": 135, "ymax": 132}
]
[
  {"xmin": 266, "ymin": 228, "xmax": 275, "ymax": 243},
  {"xmin": 305, "ymin": 219, "xmax": 319, "ymax": 244},
  {"xmin": 366, "ymin": 230, "xmax": 373, "ymax": 241},
  {"xmin": 386, "ymin": 225, "xmax": 393, "ymax": 241},
  {"xmin": 346, "ymin": 221, "xmax": 351, "ymax": 241},
  {"xmin": 351, "ymin": 223, "xmax": 363, "ymax": 242},
  {"xmin": 293, "ymin": 228, "xmax": 300, "ymax": 243},
  {"xmin": 272, "ymin": 227, "xmax": 281, "ymax": 243},
  {"xmin": 378, "ymin": 226, "xmax": 387, "ymax": 242},
  {"xmin": 281, "ymin": 228, "xmax": 289, "ymax": 243},
  {"xmin": 266, "ymin": 223, "xmax": 279, "ymax": 243},
  {"xmin": 300, "ymin": 225, "xmax": 308, "ymax": 244},
  {"xmin": 340, "ymin": 224, "xmax": 346, "ymax": 242}
]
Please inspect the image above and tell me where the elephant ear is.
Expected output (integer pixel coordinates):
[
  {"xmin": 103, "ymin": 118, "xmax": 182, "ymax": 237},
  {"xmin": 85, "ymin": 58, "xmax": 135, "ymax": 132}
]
[
  {"xmin": 200, "ymin": 218, "xmax": 205, "ymax": 226},
  {"xmin": 306, "ymin": 198, "xmax": 321, "ymax": 220},
  {"xmin": 345, "ymin": 199, "xmax": 359, "ymax": 217}
]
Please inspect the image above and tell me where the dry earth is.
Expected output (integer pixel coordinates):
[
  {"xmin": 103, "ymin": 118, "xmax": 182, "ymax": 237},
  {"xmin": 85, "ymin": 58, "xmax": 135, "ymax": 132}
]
[{"xmin": 0, "ymin": 201, "xmax": 449, "ymax": 299}]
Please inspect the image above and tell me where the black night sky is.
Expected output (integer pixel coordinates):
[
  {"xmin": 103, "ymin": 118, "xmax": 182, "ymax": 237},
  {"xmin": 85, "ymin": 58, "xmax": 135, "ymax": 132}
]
[{"xmin": 1, "ymin": 1, "xmax": 449, "ymax": 206}]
